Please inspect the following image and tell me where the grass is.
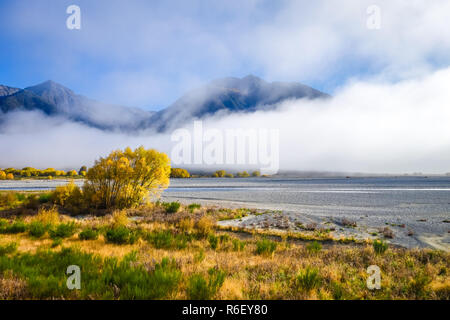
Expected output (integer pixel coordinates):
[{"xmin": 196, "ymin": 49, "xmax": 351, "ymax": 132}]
[
  {"xmin": 294, "ymin": 267, "xmax": 321, "ymax": 292},
  {"xmin": 0, "ymin": 248, "xmax": 181, "ymax": 299},
  {"xmin": 373, "ymin": 239, "xmax": 388, "ymax": 254},
  {"xmin": 255, "ymin": 238, "xmax": 277, "ymax": 256},
  {"xmin": 79, "ymin": 228, "xmax": 99, "ymax": 240},
  {"xmin": 186, "ymin": 267, "xmax": 226, "ymax": 300},
  {"xmin": 105, "ymin": 226, "xmax": 139, "ymax": 245},
  {"xmin": 145, "ymin": 230, "xmax": 190, "ymax": 249},
  {"xmin": 49, "ymin": 222, "xmax": 78, "ymax": 239},
  {"xmin": 0, "ymin": 220, "xmax": 27, "ymax": 234},
  {"xmin": 306, "ymin": 241, "xmax": 322, "ymax": 253},
  {"xmin": 0, "ymin": 193, "xmax": 448, "ymax": 300},
  {"xmin": 28, "ymin": 221, "xmax": 49, "ymax": 238},
  {"xmin": 163, "ymin": 202, "xmax": 181, "ymax": 214},
  {"xmin": 0, "ymin": 242, "xmax": 18, "ymax": 255},
  {"xmin": 187, "ymin": 203, "xmax": 201, "ymax": 213}
]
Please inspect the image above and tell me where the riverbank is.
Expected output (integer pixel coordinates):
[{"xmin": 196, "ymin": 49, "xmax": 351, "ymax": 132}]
[{"xmin": 2, "ymin": 177, "xmax": 449, "ymax": 251}]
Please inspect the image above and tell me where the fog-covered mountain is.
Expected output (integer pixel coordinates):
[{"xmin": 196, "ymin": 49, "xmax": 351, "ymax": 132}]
[
  {"xmin": 0, "ymin": 81, "xmax": 154, "ymax": 131},
  {"xmin": 0, "ymin": 85, "xmax": 20, "ymax": 97},
  {"xmin": 0, "ymin": 76, "xmax": 329, "ymax": 132},
  {"xmin": 146, "ymin": 75, "xmax": 330, "ymax": 131}
]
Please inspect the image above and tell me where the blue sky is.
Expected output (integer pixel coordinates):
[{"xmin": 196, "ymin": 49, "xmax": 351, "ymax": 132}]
[{"xmin": 1, "ymin": 0, "xmax": 449, "ymax": 111}]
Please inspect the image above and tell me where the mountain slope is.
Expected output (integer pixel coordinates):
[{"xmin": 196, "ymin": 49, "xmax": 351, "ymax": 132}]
[
  {"xmin": 147, "ymin": 75, "xmax": 329, "ymax": 131},
  {"xmin": 0, "ymin": 76, "xmax": 329, "ymax": 132},
  {"xmin": 0, "ymin": 85, "xmax": 20, "ymax": 97},
  {"xmin": 0, "ymin": 81, "xmax": 154, "ymax": 131}
]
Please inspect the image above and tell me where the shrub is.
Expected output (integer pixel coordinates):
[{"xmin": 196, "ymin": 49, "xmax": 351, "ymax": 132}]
[
  {"xmin": 1, "ymin": 220, "xmax": 27, "ymax": 234},
  {"xmin": 51, "ymin": 238, "xmax": 63, "ymax": 248},
  {"xmin": 294, "ymin": 267, "xmax": 321, "ymax": 291},
  {"xmin": 83, "ymin": 147, "xmax": 171, "ymax": 210},
  {"xmin": 213, "ymin": 170, "xmax": 226, "ymax": 178},
  {"xmin": 0, "ymin": 170, "xmax": 6, "ymax": 180},
  {"xmin": 408, "ymin": 272, "xmax": 432, "ymax": 298},
  {"xmin": 170, "ymin": 168, "xmax": 190, "ymax": 178},
  {"xmin": 79, "ymin": 228, "xmax": 99, "ymax": 240},
  {"xmin": 33, "ymin": 207, "xmax": 59, "ymax": 225},
  {"xmin": 255, "ymin": 238, "xmax": 277, "ymax": 256},
  {"xmin": 49, "ymin": 222, "xmax": 77, "ymax": 239},
  {"xmin": 6, "ymin": 173, "xmax": 14, "ymax": 180},
  {"xmin": 28, "ymin": 221, "xmax": 49, "ymax": 238},
  {"xmin": 237, "ymin": 171, "xmax": 250, "ymax": 178},
  {"xmin": 0, "ymin": 242, "xmax": 18, "ymax": 255},
  {"xmin": 38, "ymin": 193, "xmax": 52, "ymax": 204},
  {"xmin": 105, "ymin": 226, "xmax": 138, "ymax": 245},
  {"xmin": 252, "ymin": 171, "xmax": 261, "ymax": 177},
  {"xmin": 186, "ymin": 267, "xmax": 226, "ymax": 300},
  {"xmin": 51, "ymin": 181, "xmax": 82, "ymax": 210},
  {"xmin": 382, "ymin": 227, "xmax": 395, "ymax": 238},
  {"xmin": 195, "ymin": 216, "xmax": 214, "ymax": 238},
  {"xmin": 232, "ymin": 238, "xmax": 246, "ymax": 251},
  {"xmin": 373, "ymin": 239, "xmax": 388, "ymax": 254},
  {"xmin": 178, "ymin": 218, "xmax": 194, "ymax": 233},
  {"xmin": 306, "ymin": 241, "xmax": 322, "ymax": 253},
  {"xmin": 111, "ymin": 210, "xmax": 129, "ymax": 228},
  {"xmin": 342, "ymin": 218, "xmax": 357, "ymax": 228},
  {"xmin": 0, "ymin": 192, "xmax": 17, "ymax": 207},
  {"xmin": 163, "ymin": 202, "xmax": 181, "ymax": 214},
  {"xmin": 208, "ymin": 234, "xmax": 219, "ymax": 250},
  {"xmin": 187, "ymin": 203, "xmax": 201, "ymax": 213},
  {"xmin": 146, "ymin": 230, "xmax": 189, "ymax": 249},
  {"xmin": 224, "ymin": 173, "xmax": 234, "ymax": 178}
]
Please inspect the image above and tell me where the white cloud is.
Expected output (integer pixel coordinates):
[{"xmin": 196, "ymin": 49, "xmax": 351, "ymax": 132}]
[{"xmin": 1, "ymin": 67, "xmax": 450, "ymax": 174}]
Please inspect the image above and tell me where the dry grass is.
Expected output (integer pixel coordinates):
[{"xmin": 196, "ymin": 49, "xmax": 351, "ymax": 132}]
[{"xmin": 0, "ymin": 201, "xmax": 448, "ymax": 300}]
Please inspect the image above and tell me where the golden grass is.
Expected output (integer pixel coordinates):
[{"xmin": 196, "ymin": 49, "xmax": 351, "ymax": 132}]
[{"xmin": 0, "ymin": 202, "xmax": 449, "ymax": 300}]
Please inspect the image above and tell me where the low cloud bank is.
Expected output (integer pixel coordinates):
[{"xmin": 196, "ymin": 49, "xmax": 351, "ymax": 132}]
[{"xmin": 1, "ymin": 68, "xmax": 450, "ymax": 174}]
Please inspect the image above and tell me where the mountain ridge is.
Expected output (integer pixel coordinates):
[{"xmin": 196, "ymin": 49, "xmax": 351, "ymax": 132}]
[{"xmin": 0, "ymin": 75, "xmax": 329, "ymax": 132}]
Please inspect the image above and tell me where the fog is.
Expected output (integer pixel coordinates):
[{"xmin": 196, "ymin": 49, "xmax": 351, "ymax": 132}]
[{"xmin": 1, "ymin": 67, "xmax": 450, "ymax": 174}]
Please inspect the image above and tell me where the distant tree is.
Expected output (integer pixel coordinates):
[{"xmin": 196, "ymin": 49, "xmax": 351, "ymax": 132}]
[
  {"xmin": 68, "ymin": 170, "xmax": 78, "ymax": 176},
  {"xmin": 6, "ymin": 173, "xmax": 14, "ymax": 180},
  {"xmin": 252, "ymin": 170, "xmax": 261, "ymax": 177},
  {"xmin": 237, "ymin": 171, "xmax": 250, "ymax": 178},
  {"xmin": 170, "ymin": 168, "xmax": 191, "ymax": 178},
  {"xmin": 43, "ymin": 168, "xmax": 57, "ymax": 177},
  {"xmin": 79, "ymin": 166, "xmax": 87, "ymax": 175},
  {"xmin": 0, "ymin": 171, "xmax": 6, "ymax": 180},
  {"xmin": 213, "ymin": 170, "xmax": 226, "ymax": 178}
]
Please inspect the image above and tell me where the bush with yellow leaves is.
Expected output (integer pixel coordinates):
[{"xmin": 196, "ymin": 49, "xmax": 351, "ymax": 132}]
[{"xmin": 83, "ymin": 146, "xmax": 171, "ymax": 210}]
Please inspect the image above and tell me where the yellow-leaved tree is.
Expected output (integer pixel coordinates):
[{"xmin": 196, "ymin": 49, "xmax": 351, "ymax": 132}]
[{"xmin": 83, "ymin": 146, "xmax": 171, "ymax": 209}]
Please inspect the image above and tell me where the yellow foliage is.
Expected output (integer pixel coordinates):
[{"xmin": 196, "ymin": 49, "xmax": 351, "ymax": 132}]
[
  {"xmin": 33, "ymin": 207, "xmax": 60, "ymax": 225},
  {"xmin": 170, "ymin": 168, "xmax": 190, "ymax": 178},
  {"xmin": 0, "ymin": 171, "xmax": 6, "ymax": 180},
  {"xmin": 83, "ymin": 146, "xmax": 171, "ymax": 210},
  {"xmin": 196, "ymin": 216, "xmax": 215, "ymax": 237},
  {"xmin": 51, "ymin": 181, "xmax": 83, "ymax": 209},
  {"xmin": 111, "ymin": 210, "xmax": 129, "ymax": 228},
  {"xmin": 178, "ymin": 218, "xmax": 195, "ymax": 233},
  {"xmin": 5, "ymin": 173, "xmax": 14, "ymax": 180}
]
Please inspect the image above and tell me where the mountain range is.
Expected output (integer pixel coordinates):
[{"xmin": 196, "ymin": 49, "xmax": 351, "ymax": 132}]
[{"xmin": 0, "ymin": 75, "xmax": 329, "ymax": 132}]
